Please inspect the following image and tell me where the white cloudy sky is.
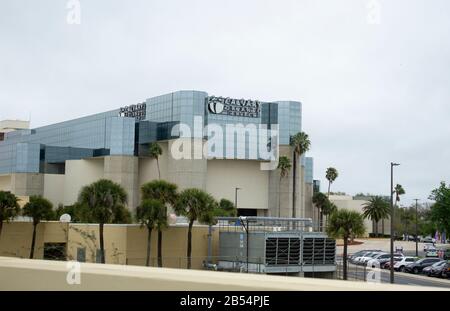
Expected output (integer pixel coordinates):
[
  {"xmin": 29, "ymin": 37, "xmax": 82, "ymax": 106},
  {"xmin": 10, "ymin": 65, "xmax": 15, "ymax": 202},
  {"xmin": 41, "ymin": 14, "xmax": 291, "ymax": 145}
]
[{"xmin": 0, "ymin": 0, "xmax": 449, "ymax": 204}]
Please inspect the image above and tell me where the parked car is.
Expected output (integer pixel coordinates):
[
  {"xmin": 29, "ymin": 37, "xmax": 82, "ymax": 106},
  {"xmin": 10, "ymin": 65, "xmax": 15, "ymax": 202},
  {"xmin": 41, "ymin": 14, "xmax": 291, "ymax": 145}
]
[
  {"xmin": 381, "ymin": 256, "xmax": 404, "ymax": 269},
  {"xmin": 426, "ymin": 246, "xmax": 438, "ymax": 257},
  {"xmin": 442, "ymin": 262, "xmax": 450, "ymax": 278},
  {"xmin": 422, "ymin": 237, "xmax": 436, "ymax": 244},
  {"xmin": 355, "ymin": 252, "xmax": 384, "ymax": 265},
  {"xmin": 404, "ymin": 258, "xmax": 442, "ymax": 274},
  {"xmin": 422, "ymin": 260, "xmax": 447, "ymax": 276},
  {"xmin": 393, "ymin": 257, "xmax": 418, "ymax": 272},
  {"xmin": 349, "ymin": 250, "xmax": 375, "ymax": 264},
  {"xmin": 427, "ymin": 260, "xmax": 447, "ymax": 277},
  {"xmin": 423, "ymin": 243, "xmax": 435, "ymax": 252},
  {"xmin": 366, "ymin": 253, "xmax": 391, "ymax": 268}
]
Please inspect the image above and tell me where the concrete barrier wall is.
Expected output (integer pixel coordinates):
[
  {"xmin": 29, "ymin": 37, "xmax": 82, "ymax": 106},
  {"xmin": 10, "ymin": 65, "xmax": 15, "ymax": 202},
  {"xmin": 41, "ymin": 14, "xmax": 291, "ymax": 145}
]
[
  {"xmin": 0, "ymin": 222, "xmax": 219, "ymax": 269},
  {"xmin": 0, "ymin": 256, "xmax": 442, "ymax": 291}
]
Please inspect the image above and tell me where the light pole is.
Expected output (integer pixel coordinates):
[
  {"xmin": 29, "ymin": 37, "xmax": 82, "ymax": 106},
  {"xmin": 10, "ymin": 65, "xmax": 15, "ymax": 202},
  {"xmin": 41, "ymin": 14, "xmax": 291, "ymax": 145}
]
[
  {"xmin": 235, "ymin": 187, "xmax": 241, "ymax": 210},
  {"xmin": 390, "ymin": 162, "xmax": 400, "ymax": 284},
  {"xmin": 414, "ymin": 199, "xmax": 420, "ymax": 257}
]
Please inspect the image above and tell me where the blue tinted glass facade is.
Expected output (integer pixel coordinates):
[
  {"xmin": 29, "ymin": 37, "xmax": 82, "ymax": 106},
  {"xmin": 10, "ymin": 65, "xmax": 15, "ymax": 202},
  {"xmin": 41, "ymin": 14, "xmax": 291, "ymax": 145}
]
[{"xmin": 0, "ymin": 90, "xmax": 306, "ymax": 174}]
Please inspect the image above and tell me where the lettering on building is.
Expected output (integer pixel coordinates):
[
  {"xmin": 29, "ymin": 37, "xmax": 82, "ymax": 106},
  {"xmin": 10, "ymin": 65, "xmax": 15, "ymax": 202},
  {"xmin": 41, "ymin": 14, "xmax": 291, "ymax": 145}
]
[
  {"xmin": 119, "ymin": 103, "xmax": 147, "ymax": 121},
  {"xmin": 207, "ymin": 96, "xmax": 260, "ymax": 118}
]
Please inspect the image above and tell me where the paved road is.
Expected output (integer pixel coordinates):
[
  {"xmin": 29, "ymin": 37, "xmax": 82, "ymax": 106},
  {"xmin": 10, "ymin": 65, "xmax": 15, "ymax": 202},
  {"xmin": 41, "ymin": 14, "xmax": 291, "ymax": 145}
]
[{"xmin": 341, "ymin": 263, "xmax": 450, "ymax": 289}]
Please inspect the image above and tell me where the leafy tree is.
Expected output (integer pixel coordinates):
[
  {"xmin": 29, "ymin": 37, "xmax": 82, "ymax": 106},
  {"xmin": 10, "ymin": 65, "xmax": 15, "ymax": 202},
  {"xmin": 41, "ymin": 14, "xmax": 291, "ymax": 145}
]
[
  {"xmin": 325, "ymin": 167, "xmax": 338, "ymax": 197},
  {"xmin": 136, "ymin": 199, "xmax": 167, "ymax": 266},
  {"xmin": 78, "ymin": 179, "xmax": 128, "ymax": 264},
  {"xmin": 277, "ymin": 156, "xmax": 292, "ymax": 217},
  {"xmin": 22, "ymin": 196, "xmax": 55, "ymax": 259},
  {"xmin": 327, "ymin": 209, "xmax": 365, "ymax": 280},
  {"xmin": 149, "ymin": 142, "xmax": 163, "ymax": 179},
  {"xmin": 429, "ymin": 182, "xmax": 450, "ymax": 235},
  {"xmin": 212, "ymin": 199, "xmax": 237, "ymax": 217},
  {"xmin": 289, "ymin": 132, "xmax": 311, "ymax": 218},
  {"xmin": 141, "ymin": 180, "xmax": 178, "ymax": 267},
  {"xmin": 312, "ymin": 192, "xmax": 328, "ymax": 231},
  {"xmin": 0, "ymin": 191, "xmax": 20, "ymax": 238},
  {"xmin": 174, "ymin": 188, "xmax": 217, "ymax": 269},
  {"xmin": 362, "ymin": 196, "xmax": 390, "ymax": 237}
]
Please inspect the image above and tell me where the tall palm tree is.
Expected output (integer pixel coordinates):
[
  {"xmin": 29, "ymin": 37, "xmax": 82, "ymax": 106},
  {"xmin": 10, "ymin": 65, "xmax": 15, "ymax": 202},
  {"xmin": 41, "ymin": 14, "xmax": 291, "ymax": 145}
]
[
  {"xmin": 136, "ymin": 199, "xmax": 167, "ymax": 266},
  {"xmin": 22, "ymin": 196, "xmax": 55, "ymax": 259},
  {"xmin": 141, "ymin": 180, "xmax": 178, "ymax": 267},
  {"xmin": 312, "ymin": 192, "xmax": 328, "ymax": 231},
  {"xmin": 362, "ymin": 196, "xmax": 390, "ymax": 237},
  {"xmin": 277, "ymin": 156, "xmax": 292, "ymax": 217},
  {"xmin": 174, "ymin": 188, "xmax": 217, "ymax": 269},
  {"xmin": 149, "ymin": 142, "xmax": 163, "ymax": 179},
  {"xmin": 78, "ymin": 179, "xmax": 127, "ymax": 264},
  {"xmin": 0, "ymin": 191, "xmax": 20, "ymax": 239},
  {"xmin": 327, "ymin": 209, "xmax": 365, "ymax": 280},
  {"xmin": 325, "ymin": 167, "xmax": 338, "ymax": 197},
  {"xmin": 289, "ymin": 132, "xmax": 311, "ymax": 218}
]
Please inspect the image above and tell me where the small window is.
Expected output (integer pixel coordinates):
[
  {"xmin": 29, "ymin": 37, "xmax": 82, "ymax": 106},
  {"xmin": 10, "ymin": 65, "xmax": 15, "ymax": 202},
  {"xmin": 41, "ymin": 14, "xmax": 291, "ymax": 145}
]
[{"xmin": 43, "ymin": 243, "xmax": 67, "ymax": 261}]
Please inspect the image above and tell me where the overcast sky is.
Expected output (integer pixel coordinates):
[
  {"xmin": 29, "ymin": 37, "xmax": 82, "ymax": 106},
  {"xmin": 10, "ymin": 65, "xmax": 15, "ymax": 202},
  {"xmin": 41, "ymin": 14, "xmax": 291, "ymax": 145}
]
[{"xmin": 1, "ymin": 0, "xmax": 449, "ymax": 205}]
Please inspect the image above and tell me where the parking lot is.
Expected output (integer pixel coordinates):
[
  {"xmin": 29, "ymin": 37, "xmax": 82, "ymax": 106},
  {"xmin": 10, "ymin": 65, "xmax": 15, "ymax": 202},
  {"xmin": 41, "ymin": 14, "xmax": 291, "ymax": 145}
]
[{"xmin": 336, "ymin": 239, "xmax": 450, "ymax": 288}]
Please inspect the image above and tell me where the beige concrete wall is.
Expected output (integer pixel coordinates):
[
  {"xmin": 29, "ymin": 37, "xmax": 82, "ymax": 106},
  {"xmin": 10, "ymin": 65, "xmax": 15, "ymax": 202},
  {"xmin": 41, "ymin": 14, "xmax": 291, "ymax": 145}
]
[
  {"xmin": 0, "ymin": 256, "xmax": 439, "ymax": 291},
  {"xmin": 10, "ymin": 173, "xmax": 44, "ymax": 197},
  {"xmin": 138, "ymin": 142, "xmax": 169, "ymax": 202},
  {"xmin": 0, "ymin": 175, "xmax": 11, "ymax": 191},
  {"xmin": 268, "ymin": 146, "xmax": 302, "ymax": 218},
  {"xmin": 63, "ymin": 158, "xmax": 104, "ymax": 205},
  {"xmin": 167, "ymin": 138, "xmax": 207, "ymax": 191},
  {"xmin": 126, "ymin": 225, "xmax": 219, "ymax": 269},
  {"xmin": 104, "ymin": 156, "xmax": 139, "ymax": 211},
  {"xmin": 0, "ymin": 222, "xmax": 68, "ymax": 259},
  {"xmin": 207, "ymin": 159, "xmax": 268, "ymax": 210},
  {"xmin": 43, "ymin": 174, "xmax": 65, "ymax": 207},
  {"xmin": 0, "ymin": 222, "xmax": 219, "ymax": 270},
  {"xmin": 67, "ymin": 224, "xmax": 128, "ymax": 265},
  {"xmin": 330, "ymin": 197, "xmax": 372, "ymax": 237}
]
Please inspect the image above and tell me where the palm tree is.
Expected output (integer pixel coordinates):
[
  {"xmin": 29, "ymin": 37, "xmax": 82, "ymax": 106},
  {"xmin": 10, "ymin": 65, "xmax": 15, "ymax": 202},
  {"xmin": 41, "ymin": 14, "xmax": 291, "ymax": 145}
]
[
  {"xmin": 213, "ymin": 199, "xmax": 237, "ymax": 217},
  {"xmin": 174, "ymin": 188, "xmax": 217, "ymax": 269},
  {"xmin": 277, "ymin": 156, "xmax": 292, "ymax": 217},
  {"xmin": 0, "ymin": 191, "xmax": 20, "ymax": 239},
  {"xmin": 141, "ymin": 180, "xmax": 178, "ymax": 267},
  {"xmin": 322, "ymin": 200, "xmax": 337, "ymax": 229},
  {"xmin": 136, "ymin": 199, "xmax": 167, "ymax": 266},
  {"xmin": 394, "ymin": 184, "xmax": 405, "ymax": 205},
  {"xmin": 312, "ymin": 192, "xmax": 328, "ymax": 231},
  {"xmin": 362, "ymin": 196, "xmax": 390, "ymax": 237},
  {"xmin": 78, "ymin": 179, "xmax": 127, "ymax": 264},
  {"xmin": 22, "ymin": 196, "xmax": 55, "ymax": 259},
  {"xmin": 149, "ymin": 142, "xmax": 163, "ymax": 179},
  {"xmin": 289, "ymin": 132, "xmax": 311, "ymax": 218},
  {"xmin": 325, "ymin": 167, "xmax": 338, "ymax": 197},
  {"xmin": 327, "ymin": 209, "xmax": 365, "ymax": 280}
]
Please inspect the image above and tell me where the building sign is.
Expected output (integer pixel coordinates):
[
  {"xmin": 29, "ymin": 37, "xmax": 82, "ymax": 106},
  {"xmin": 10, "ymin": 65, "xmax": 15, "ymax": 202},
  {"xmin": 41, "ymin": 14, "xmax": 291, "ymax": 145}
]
[
  {"xmin": 207, "ymin": 96, "xmax": 260, "ymax": 118},
  {"xmin": 119, "ymin": 103, "xmax": 147, "ymax": 121}
]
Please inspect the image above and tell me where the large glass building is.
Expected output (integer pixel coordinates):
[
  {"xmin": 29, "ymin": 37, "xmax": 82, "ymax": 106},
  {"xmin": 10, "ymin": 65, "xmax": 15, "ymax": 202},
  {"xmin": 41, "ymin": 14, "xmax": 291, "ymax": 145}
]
[{"xmin": 0, "ymin": 90, "xmax": 314, "ymax": 218}]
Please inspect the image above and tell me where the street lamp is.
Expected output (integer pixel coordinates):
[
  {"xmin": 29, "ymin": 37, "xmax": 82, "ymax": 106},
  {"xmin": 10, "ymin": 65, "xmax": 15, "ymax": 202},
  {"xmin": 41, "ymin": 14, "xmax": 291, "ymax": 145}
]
[
  {"xmin": 414, "ymin": 199, "xmax": 420, "ymax": 257},
  {"xmin": 390, "ymin": 162, "xmax": 400, "ymax": 284}
]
